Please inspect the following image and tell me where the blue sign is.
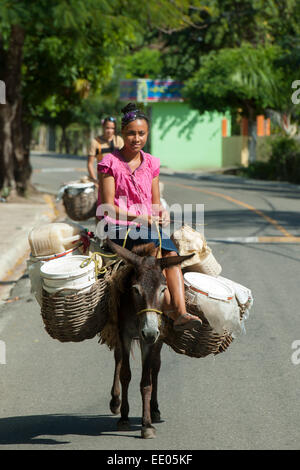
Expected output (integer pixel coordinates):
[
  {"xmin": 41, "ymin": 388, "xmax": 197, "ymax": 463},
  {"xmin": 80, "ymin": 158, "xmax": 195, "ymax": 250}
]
[{"xmin": 120, "ymin": 79, "xmax": 183, "ymax": 102}]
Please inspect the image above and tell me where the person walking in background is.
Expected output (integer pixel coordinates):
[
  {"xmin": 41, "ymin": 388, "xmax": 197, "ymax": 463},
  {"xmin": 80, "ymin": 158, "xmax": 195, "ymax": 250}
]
[{"xmin": 87, "ymin": 116, "xmax": 124, "ymax": 185}]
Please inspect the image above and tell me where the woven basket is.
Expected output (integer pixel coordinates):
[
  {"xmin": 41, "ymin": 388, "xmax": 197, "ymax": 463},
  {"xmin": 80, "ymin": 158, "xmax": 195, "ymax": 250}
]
[
  {"xmin": 62, "ymin": 189, "xmax": 97, "ymax": 221},
  {"xmin": 162, "ymin": 301, "xmax": 246, "ymax": 358},
  {"xmin": 41, "ymin": 275, "xmax": 109, "ymax": 343}
]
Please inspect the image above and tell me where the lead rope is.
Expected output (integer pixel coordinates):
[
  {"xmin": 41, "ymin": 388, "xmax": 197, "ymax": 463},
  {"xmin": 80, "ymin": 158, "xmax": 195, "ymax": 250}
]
[
  {"xmin": 80, "ymin": 252, "xmax": 107, "ymax": 277},
  {"xmin": 154, "ymin": 219, "xmax": 162, "ymax": 259},
  {"xmin": 80, "ymin": 225, "xmax": 133, "ymax": 277},
  {"xmin": 136, "ymin": 220, "xmax": 163, "ymax": 319},
  {"xmin": 81, "ymin": 220, "xmax": 163, "ymax": 301}
]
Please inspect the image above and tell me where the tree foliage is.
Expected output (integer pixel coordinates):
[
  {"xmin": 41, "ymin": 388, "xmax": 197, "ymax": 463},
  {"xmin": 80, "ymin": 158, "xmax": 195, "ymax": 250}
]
[
  {"xmin": 122, "ymin": 48, "xmax": 164, "ymax": 79},
  {"xmin": 160, "ymin": 0, "xmax": 300, "ymax": 80},
  {"xmin": 0, "ymin": 0, "xmax": 196, "ymax": 195},
  {"xmin": 183, "ymin": 43, "xmax": 286, "ymax": 116}
]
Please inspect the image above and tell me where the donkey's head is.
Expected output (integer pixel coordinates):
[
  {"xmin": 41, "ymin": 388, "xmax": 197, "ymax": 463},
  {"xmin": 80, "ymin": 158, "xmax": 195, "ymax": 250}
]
[{"xmin": 106, "ymin": 239, "xmax": 193, "ymax": 345}]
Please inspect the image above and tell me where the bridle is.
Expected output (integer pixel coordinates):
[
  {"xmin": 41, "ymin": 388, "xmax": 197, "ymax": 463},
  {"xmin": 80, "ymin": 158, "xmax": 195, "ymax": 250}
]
[
  {"xmin": 130, "ymin": 220, "xmax": 164, "ymax": 319},
  {"xmin": 136, "ymin": 308, "xmax": 163, "ymax": 316},
  {"xmin": 136, "ymin": 308, "xmax": 163, "ymax": 328}
]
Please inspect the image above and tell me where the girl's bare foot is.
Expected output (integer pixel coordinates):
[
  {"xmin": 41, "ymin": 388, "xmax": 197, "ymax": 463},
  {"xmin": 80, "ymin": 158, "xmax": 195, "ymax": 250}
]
[{"xmin": 173, "ymin": 313, "xmax": 202, "ymax": 331}]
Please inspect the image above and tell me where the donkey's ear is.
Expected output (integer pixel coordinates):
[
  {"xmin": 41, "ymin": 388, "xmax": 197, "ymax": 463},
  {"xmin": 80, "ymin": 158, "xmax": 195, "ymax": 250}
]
[
  {"xmin": 157, "ymin": 253, "xmax": 195, "ymax": 271},
  {"xmin": 105, "ymin": 238, "xmax": 142, "ymax": 266}
]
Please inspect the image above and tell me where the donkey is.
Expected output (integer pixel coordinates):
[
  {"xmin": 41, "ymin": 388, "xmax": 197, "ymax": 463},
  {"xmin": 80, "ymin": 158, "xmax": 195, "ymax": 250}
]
[{"xmin": 106, "ymin": 238, "xmax": 193, "ymax": 439}]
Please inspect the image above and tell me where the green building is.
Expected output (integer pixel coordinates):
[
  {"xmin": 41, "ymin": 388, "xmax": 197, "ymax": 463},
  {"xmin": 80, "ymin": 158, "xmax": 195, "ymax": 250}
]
[{"xmin": 120, "ymin": 79, "xmax": 228, "ymax": 170}]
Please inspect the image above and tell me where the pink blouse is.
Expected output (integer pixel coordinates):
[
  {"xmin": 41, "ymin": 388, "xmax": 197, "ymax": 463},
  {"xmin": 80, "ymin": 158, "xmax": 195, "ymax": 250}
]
[{"xmin": 97, "ymin": 149, "xmax": 160, "ymax": 225}]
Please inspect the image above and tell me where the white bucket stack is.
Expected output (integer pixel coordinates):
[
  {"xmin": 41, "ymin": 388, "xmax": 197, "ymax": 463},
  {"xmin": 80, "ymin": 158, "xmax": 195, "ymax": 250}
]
[
  {"xmin": 27, "ymin": 222, "xmax": 87, "ymax": 304},
  {"xmin": 40, "ymin": 255, "xmax": 97, "ymax": 295}
]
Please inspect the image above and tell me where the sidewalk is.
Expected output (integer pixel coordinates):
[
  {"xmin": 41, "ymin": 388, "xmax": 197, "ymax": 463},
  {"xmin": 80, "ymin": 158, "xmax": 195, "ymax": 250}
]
[{"xmin": 0, "ymin": 192, "xmax": 58, "ymax": 302}]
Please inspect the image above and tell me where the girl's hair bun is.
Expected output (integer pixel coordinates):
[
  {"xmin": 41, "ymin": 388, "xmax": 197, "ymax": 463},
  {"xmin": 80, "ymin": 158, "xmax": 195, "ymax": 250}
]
[
  {"xmin": 121, "ymin": 102, "xmax": 139, "ymax": 115},
  {"xmin": 121, "ymin": 102, "xmax": 149, "ymax": 129}
]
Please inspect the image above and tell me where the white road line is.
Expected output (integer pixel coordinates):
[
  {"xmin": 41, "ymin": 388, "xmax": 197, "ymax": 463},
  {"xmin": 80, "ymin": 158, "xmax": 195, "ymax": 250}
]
[
  {"xmin": 35, "ymin": 168, "xmax": 80, "ymax": 172},
  {"xmin": 208, "ymin": 236, "xmax": 300, "ymax": 244},
  {"xmin": 208, "ymin": 237, "xmax": 259, "ymax": 244}
]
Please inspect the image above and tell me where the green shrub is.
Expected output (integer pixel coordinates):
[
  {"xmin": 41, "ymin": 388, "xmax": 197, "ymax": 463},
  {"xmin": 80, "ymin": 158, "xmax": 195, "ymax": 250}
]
[
  {"xmin": 246, "ymin": 161, "xmax": 276, "ymax": 180},
  {"xmin": 269, "ymin": 136, "xmax": 300, "ymax": 184},
  {"xmin": 237, "ymin": 160, "xmax": 276, "ymax": 180},
  {"xmin": 239, "ymin": 137, "xmax": 300, "ymax": 183}
]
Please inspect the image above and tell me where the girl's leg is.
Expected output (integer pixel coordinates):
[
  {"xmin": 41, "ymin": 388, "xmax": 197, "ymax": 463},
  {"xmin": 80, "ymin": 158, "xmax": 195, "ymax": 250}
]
[{"xmin": 162, "ymin": 251, "xmax": 201, "ymax": 330}]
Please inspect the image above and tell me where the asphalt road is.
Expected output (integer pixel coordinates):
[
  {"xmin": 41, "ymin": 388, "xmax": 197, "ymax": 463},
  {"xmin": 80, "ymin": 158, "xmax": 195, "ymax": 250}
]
[{"xmin": 0, "ymin": 152, "xmax": 300, "ymax": 450}]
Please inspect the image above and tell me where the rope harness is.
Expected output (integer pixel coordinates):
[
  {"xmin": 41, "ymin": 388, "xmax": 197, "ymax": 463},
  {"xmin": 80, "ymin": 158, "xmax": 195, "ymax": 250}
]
[{"xmin": 136, "ymin": 308, "xmax": 163, "ymax": 316}]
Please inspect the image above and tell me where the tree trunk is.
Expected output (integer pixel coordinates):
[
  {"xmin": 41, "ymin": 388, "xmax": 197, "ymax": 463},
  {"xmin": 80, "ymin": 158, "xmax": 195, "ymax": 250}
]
[
  {"xmin": 12, "ymin": 97, "xmax": 32, "ymax": 195},
  {"xmin": 0, "ymin": 25, "xmax": 26, "ymax": 196},
  {"xmin": 0, "ymin": 104, "xmax": 17, "ymax": 193},
  {"xmin": 60, "ymin": 125, "xmax": 70, "ymax": 154},
  {"xmin": 47, "ymin": 125, "xmax": 56, "ymax": 151},
  {"xmin": 246, "ymin": 105, "xmax": 257, "ymax": 164},
  {"xmin": 248, "ymin": 118, "xmax": 257, "ymax": 164}
]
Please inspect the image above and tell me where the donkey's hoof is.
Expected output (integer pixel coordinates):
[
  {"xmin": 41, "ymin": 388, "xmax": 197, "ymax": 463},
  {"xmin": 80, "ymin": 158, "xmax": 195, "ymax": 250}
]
[
  {"xmin": 151, "ymin": 411, "xmax": 161, "ymax": 423},
  {"xmin": 141, "ymin": 425, "xmax": 156, "ymax": 439},
  {"xmin": 110, "ymin": 398, "xmax": 121, "ymax": 415},
  {"xmin": 117, "ymin": 419, "xmax": 131, "ymax": 431}
]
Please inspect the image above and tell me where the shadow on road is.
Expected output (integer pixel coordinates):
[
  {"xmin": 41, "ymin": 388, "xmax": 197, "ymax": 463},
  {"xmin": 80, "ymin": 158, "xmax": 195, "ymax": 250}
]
[{"xmin": 0, "ymin": 414, "xmax": 143, "ymax": 445}]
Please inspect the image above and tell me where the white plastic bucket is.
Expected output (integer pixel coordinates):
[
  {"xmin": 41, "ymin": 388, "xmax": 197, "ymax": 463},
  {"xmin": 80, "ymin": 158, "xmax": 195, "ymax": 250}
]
[
  {"xmin": 184, "ymin": 272, "xmax": 242, "ymax": 336},
  {"xmin": 27, "ymin": 246, "xmax": 83, "ymax": 305},
  {"xmin": 40, "ymin": 255, "xmax": 97, "ymax": 294}
]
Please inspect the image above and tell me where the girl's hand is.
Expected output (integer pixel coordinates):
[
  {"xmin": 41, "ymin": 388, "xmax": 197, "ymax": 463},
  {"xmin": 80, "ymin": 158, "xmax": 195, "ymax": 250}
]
[
  {"xmin": 136, "ymin": 212, "xmax": 170, "ymax": 227},
  {"xmin": 135, "ymin": 214, "xmax": 153, "ymax": 226}
]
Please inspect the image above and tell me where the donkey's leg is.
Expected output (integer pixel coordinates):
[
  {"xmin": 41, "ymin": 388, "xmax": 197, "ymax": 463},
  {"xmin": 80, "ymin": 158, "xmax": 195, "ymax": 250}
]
[
  {"xmin": 150, "ymin": 340, "xmax": 163, "ymax": 423},
  {"xmin": 140, "ymin": 343, "xmax": 156, "ymax": 439},
  {"xmin": 117, "ymin": 336, "xmax": 132, "ymax": 431},
  {"xmin": 110, "ymin": 342, "xmax": 122, "ymax": 415}
]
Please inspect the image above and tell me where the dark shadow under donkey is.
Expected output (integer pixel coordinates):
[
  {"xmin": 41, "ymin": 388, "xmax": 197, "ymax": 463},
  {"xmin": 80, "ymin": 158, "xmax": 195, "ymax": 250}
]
[{"xmin": 105, "ymin": 239, "xmax": 193, "ymax": 439}]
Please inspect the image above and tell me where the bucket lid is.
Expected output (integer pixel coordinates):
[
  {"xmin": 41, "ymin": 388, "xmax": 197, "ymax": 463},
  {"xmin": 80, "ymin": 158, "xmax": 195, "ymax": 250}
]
[
  {"xmin": 184, "ymin": 272, "xmax": 234, "ymax": 301},
  {"xmin": 40, "ymin": 255, "xmax": 94, "ymax": 280}
]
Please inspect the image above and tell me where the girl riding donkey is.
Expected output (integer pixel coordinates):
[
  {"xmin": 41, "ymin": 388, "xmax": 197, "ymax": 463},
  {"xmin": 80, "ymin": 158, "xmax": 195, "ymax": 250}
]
[
  {"xmin": 96, "ymin": 102, "xmax": 201, "ymax": 331},
  {"xmin": 95, "ymin": 103, "xmax": 202, "ymax": 438}
]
